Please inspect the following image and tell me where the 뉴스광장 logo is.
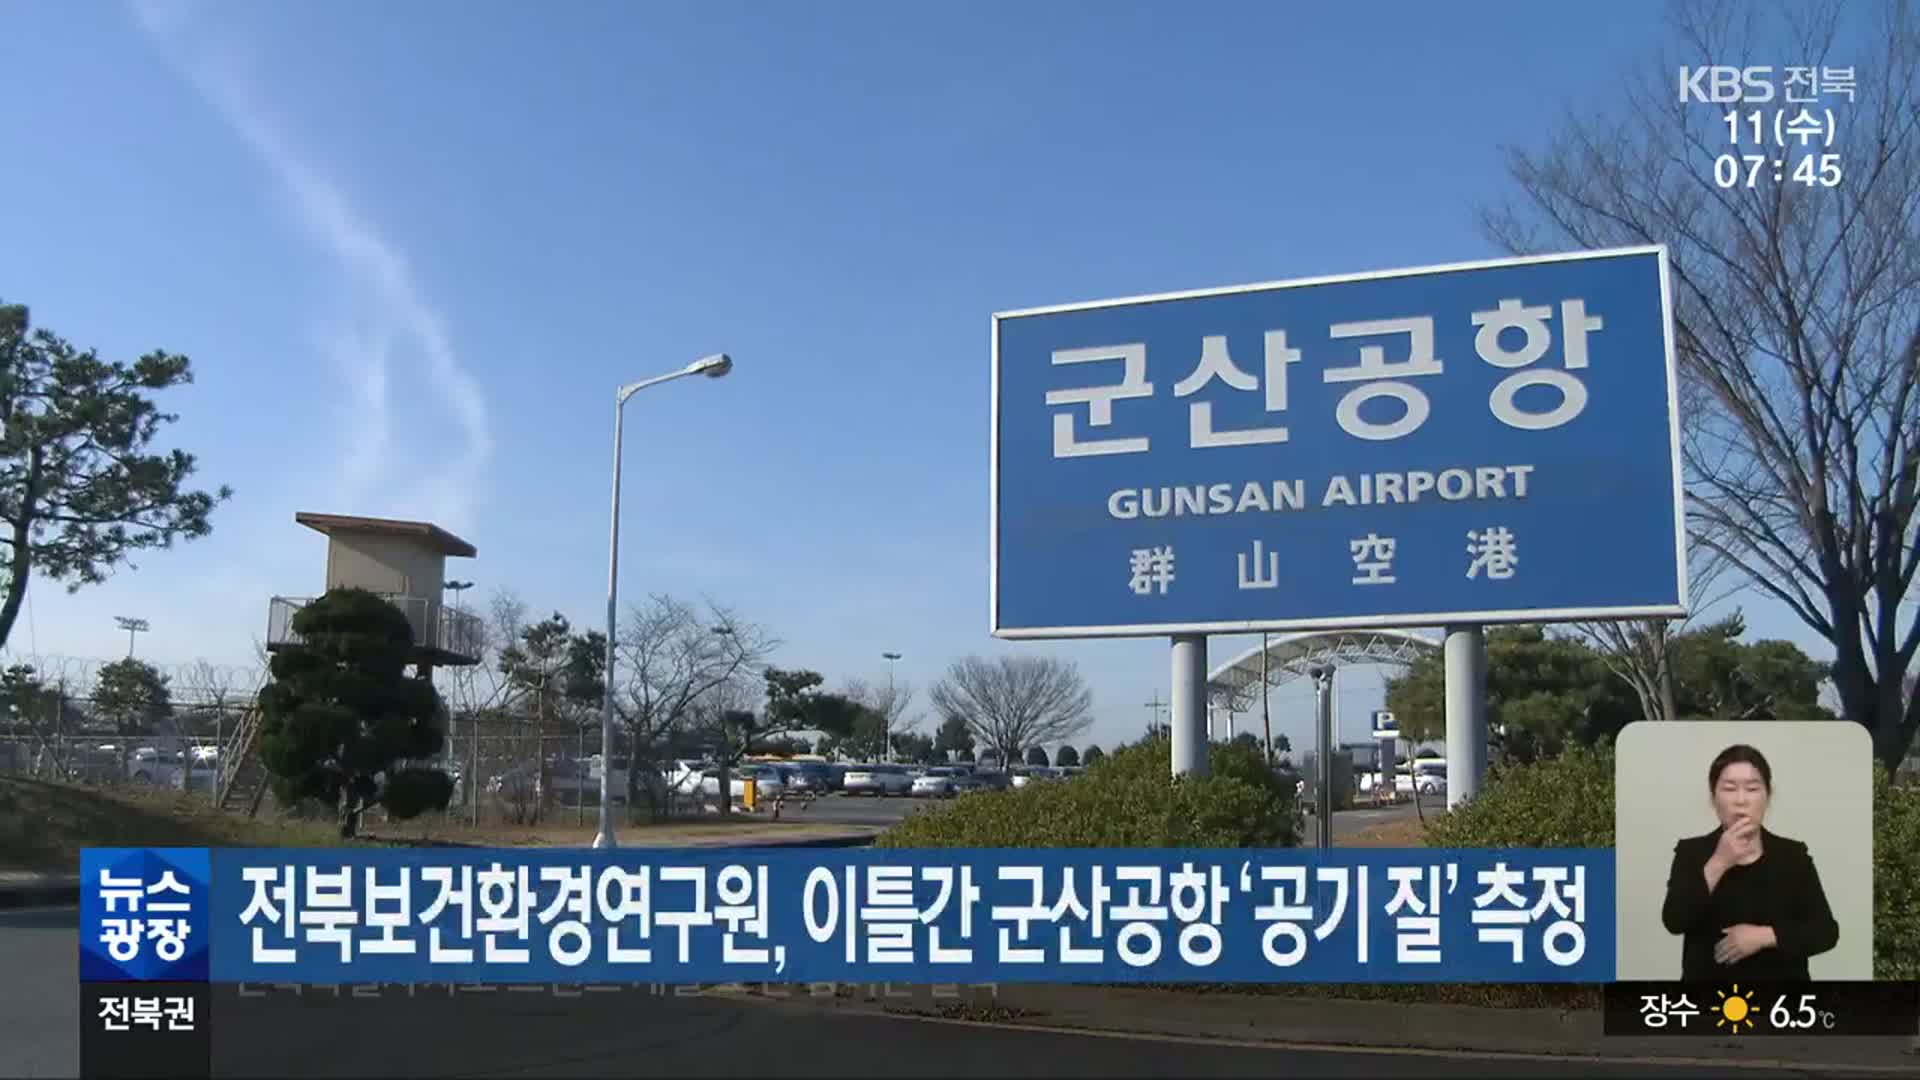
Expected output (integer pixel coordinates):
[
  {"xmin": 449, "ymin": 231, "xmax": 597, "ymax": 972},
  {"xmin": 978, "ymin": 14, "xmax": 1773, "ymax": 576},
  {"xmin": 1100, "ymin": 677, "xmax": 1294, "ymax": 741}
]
[{"xmin": 79, "ymin": 847, "xmax": 212, "ymax": 983}]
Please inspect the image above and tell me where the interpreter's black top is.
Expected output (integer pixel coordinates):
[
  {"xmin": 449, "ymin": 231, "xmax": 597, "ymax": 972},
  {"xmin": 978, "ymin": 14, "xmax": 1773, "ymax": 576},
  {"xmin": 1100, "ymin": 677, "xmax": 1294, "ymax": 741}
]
[{"xmin": 1661, "ymin": 827, "xmax": 1839, "ymax": 982}]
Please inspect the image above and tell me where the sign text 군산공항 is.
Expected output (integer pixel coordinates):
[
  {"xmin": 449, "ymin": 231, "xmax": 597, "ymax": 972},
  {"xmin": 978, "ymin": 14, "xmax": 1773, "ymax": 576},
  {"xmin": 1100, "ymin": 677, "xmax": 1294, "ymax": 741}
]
[{"xmin": 991, "ymin": 246, "xmax": 1685, "ymax": 638}]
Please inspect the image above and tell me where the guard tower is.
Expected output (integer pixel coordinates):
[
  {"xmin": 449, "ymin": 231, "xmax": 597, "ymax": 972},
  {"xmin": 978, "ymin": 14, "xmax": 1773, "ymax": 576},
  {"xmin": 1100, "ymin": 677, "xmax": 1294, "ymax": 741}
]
[{"xmin": 265, "ymin": 512, "xmax": 483, "ymax": 669}]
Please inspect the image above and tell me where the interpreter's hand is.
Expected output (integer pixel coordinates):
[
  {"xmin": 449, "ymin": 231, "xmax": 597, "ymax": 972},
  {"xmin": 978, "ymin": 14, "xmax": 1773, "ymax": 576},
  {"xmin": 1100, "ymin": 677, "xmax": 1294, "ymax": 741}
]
[
  {"xmin": 1713, "ymin": 817, "xmax": 1763, "ymax": 868},
  {"xmin": 1714, "ymin": 923, "xmax": 1775, "ymax": 965}
]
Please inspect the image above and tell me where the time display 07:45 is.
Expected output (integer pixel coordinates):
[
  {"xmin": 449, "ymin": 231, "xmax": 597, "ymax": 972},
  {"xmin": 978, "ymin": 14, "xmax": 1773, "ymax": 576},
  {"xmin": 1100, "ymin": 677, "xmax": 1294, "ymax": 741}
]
[{"xmin": 1714, "ymin": 152, "xmax": 1842, "ymax": 188}]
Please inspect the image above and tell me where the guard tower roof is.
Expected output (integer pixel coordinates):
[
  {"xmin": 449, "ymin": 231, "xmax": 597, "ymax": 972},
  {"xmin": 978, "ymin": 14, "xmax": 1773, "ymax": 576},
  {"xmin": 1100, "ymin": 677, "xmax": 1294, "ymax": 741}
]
[{"xmin": 294, "ymin": 512, "xmax": 477, "ymax": 558}]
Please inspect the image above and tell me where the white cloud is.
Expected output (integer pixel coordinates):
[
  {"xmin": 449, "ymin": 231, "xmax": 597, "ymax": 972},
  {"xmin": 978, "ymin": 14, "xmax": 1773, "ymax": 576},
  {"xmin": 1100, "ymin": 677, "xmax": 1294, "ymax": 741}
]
[{"xmin": 129, "ymin": 0, "xmax": 492, "ymax": 532}]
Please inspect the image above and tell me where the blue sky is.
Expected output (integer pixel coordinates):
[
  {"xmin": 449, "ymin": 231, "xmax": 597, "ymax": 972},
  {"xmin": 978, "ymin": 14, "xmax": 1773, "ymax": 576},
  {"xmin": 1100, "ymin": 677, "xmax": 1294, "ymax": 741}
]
[{"xmin": 0, "ymin": 0, "xmax": 1843, "ymax": 755}]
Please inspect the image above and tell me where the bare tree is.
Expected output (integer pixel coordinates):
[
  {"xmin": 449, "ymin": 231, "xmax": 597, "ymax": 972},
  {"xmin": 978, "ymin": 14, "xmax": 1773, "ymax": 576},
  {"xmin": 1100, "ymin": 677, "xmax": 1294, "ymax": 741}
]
[
  {"xmin": 1573, "ymin": 537, "xmax": 1744, "ymax": 722},
  {"xmin": 172, "ymin": 660, "xmax": 259, "ymax": 788},
  {"xmin": 842, "ymin": 675, "xmax": 918, "ymax": 753},
  {"xmin": 1481, "ymin": 0, "xmax": 1920, "ymax": 765},
  {"xmin": 2, "ymin": 664, "xmax": 75, "ymax": 777},
  {"xmin": 928, "ymin": 655, "xmax": 1093, "ymax": 768},
  {"xmin": 614, "ymin": 593, "xmax": 778, "ymax": 812},
  {"xmin": 432, "ymin": 588, "xmax": 516, "ymax": 750},
  {"xmin": 178, "ymin": 660, "xmax": 240, "ymax": 738}
]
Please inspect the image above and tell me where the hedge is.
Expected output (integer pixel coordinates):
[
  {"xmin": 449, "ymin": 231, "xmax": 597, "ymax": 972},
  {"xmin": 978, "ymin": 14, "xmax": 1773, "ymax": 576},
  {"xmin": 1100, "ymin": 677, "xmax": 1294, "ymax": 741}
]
[
  {"xmin": 878, "ymin": 734, "xmax": 1920, "ymax": 999},
  {"xmin": 875, "ymin": 734, "xmax": 1301, "ymax": 849},
  {"xmin": 1429, "ymin": 742, "xmax": 1920, "ymax": 980}
]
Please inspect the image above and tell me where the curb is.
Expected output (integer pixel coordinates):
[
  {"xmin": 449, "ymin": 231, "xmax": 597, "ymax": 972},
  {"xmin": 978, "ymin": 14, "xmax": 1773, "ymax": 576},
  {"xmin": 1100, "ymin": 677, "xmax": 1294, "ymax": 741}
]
[
  {"xmin": 733, "ymin": 832, "xmax": 878, "ymax": 850},
  {"xmin": 0, "ymin": 874, "xmax": 81, "ymax": 910},
  {"xmin": 706, "ymin": 983, "xmax": 1920, "ymax": 1073}
]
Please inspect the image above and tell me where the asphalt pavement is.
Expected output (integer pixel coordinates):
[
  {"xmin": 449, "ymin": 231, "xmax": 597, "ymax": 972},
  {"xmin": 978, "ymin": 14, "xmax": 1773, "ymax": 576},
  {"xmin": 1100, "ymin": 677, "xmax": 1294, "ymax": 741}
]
[
  {"xmin": 0, "ymin": 907, "xmax": 1788, "ymax": 1079},
  {"xmin": 780, "ymin": 791, "xmax": 932, "ymax": 828}
]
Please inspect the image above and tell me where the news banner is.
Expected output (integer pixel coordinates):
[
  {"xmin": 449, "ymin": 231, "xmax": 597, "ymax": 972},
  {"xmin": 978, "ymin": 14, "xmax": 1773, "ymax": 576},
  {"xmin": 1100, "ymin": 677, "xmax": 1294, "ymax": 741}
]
[{"xmin": 78, "ymin": 846, "xmax": 1916, "ymax": 1077}]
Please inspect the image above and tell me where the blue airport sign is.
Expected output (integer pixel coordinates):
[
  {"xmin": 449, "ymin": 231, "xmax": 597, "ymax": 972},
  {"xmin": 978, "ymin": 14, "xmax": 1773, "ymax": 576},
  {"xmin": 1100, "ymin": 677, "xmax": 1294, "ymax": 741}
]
[{"xmin": 991, "ymin": 247, "xmax": 1686, "ymax": 638}]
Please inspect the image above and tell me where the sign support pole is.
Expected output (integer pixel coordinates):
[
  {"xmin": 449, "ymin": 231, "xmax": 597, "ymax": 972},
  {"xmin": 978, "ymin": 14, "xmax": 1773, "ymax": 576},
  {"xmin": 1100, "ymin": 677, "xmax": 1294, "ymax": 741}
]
[
  {"xmin": 1170, "ymin": 634, "xmax": 1209, "ymax": 778},
  {"xmin": 1312, "ymin": 666, "xmax": 1334, "ymax": 850},
  {"xmin": 1444, "ymin": 625, "xmax": 1488, "ymax": 809}
]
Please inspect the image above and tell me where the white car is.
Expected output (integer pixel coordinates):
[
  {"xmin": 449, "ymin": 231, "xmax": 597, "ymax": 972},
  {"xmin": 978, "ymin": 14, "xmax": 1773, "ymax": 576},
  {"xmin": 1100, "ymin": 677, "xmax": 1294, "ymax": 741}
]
[
  {"xmin": 1009, "ymin": 766, "xmax": 1060, "ymax": 789},
  {"xmin": 1404, "ymin": 764, "xmax": 1447, "ymax": 797},
  {"xmin": 661, "ymin": 759, "xmax": 704, "ymax": 794},
  {"xmin": 911, "ymin": 766, "xmax": 963, "ymax": 798},
  {"xmin": 842, "ymin": 764, "xmax": 912, "ymax": 796},
  {"xmin": 698, "ymin": 765, "xmax": 786, "ymax": 801},
  {"xmin": 128, "ymin": 746, "xmax": 219, "ymax": 790}
]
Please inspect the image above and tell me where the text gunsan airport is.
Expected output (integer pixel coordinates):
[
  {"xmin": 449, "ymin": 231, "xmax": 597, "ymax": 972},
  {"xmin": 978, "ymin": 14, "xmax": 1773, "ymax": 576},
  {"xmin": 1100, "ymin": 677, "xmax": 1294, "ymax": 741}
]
[{"xmin": 1106, "ymin": 464, "xmax": 1536, "ymax": 519}]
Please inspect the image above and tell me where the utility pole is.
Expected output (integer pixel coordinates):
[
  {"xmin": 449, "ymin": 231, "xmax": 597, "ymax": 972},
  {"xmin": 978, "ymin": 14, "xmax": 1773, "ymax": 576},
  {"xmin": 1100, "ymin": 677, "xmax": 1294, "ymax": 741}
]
[
  {"xmin": 114, "ymin": 616, "xmax": 150, "ymax": 659},
  {"xmin": 1143, "ymin": 691, "xmax": 1168, "ymax": 736}
]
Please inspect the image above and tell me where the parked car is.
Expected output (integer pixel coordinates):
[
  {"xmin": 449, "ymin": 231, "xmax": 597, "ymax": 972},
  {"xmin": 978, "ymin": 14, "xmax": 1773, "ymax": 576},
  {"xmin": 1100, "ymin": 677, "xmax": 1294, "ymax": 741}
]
[
  {"xmin": 779, "ymin": 762, "xmax": 833, "ymax": 794},
  {"xmin": 911, "ymin": 766, "xmax": 964, "ymax": 798},
  {"xmin": 1402, "ymin": 762, "xmax": 1447, "ymax": 797},
  {"xmin": 970, "ymin": 769, "xmax": 1013, "ymax": 791},
  {"xmin": 128, "ymin": 746, "xmax": 219, "ymax": 791},
  {"xmin": 1010, "ymin": 766, "xmax": 1063, "ymax": 789},
  {"xmin": 842, "ymin": 764, "xmax": 912, "ymax": 796},
  {"xmin": 661, "ymin": 759, "xmax": 705, "ymax": 795},
  {"xmin": 698, "ymin": 764, "xmax": 786, "ymax": 802}
]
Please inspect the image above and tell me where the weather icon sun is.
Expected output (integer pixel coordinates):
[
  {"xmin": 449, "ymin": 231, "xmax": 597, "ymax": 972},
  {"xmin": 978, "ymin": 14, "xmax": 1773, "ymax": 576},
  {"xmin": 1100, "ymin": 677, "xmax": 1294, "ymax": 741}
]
[{"xmin": 1714, "ymin": 985, "xmax": 1757, "ymax": 1032}]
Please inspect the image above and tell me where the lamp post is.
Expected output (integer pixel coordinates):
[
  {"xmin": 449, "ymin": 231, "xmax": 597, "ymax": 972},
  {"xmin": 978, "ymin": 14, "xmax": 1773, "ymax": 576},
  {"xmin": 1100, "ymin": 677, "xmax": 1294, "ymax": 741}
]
[
  {"xmin": 593, "ymin": 353, "xmax": 734, "ymax": 850},
  {"xmin": 114, "ymin": 616, "xmax": 150, "ymax": 658},
  {"xmin": 443, "ymin": 580, "xmax": 473, "ymax": 612},
  {"xmin": 881, "ymin": 652, "xmax": 902, "ymax": 763}
]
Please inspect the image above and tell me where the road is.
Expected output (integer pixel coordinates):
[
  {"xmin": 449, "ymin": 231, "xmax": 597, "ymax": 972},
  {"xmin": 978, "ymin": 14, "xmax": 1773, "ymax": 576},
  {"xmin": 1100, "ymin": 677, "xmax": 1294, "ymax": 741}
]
[
  {"xmin": 1, "ymin": 907, "xmax": 1767, "ymax": 1078},
  {"xmin": 780, "ymin": 791, "xmax": 930, "ymax": 828}
]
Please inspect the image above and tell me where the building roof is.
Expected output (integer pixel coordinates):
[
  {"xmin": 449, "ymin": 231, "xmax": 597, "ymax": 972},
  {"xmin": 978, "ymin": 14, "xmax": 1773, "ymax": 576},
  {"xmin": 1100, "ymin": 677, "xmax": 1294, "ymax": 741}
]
[{"xmin": 294, "ymin": 512, "xmax": 477, "ymax": 558}]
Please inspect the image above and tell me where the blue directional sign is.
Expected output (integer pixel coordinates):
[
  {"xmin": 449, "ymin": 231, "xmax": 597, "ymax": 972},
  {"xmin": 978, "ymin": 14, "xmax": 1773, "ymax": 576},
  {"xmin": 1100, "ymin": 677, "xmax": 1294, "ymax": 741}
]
[{"xmin": 991, "ymin": 246, "xmax": 1686, "ymax": 638}]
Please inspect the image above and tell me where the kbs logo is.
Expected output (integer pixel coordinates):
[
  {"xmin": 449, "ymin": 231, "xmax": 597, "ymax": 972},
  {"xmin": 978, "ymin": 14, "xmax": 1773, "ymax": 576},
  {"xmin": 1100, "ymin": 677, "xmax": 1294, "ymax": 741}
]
[{"xmin": 1679, "ymin": 66, "xmax": 1776, "ymax": 103}]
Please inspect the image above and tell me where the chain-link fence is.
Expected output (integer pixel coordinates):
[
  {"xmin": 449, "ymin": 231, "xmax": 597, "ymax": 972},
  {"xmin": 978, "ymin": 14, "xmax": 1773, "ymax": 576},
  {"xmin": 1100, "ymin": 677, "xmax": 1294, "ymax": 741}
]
[
  {"xmin": 0, "ymin": 733, "xmax": 229, "ymax": 793},
  {"xmin": 0, "ymin": 709, "xmax": 719, "ymax": 828},
  {"xmin": 0, "ymin": 691, "xmax": 254, "ymax": 799},
  {"xmin": 435, "ymin": 720, "xmax": 718, "ymax": 829}
]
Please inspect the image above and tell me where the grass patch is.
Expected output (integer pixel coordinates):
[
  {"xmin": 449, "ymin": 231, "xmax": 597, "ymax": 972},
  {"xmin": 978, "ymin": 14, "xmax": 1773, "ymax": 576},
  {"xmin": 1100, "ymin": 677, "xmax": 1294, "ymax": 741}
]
[
  {"xmin": 1337, "ymin": 814, "xmax": 1431, "ymax": 848},
  {"xmin": 1, "ymin": 777, "xmax": 356, "ymax": 869},
  {"xmin": 0, "ymin": 777, "xmax": 832, "ymax": 870}
]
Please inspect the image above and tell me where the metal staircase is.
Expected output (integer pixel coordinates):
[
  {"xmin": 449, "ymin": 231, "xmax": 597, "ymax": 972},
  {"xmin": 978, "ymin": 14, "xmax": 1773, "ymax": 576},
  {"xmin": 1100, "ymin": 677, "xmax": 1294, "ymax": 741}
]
[{"xmin": 214, "ymin": 707, "xmax": 271, "ymax": 818}]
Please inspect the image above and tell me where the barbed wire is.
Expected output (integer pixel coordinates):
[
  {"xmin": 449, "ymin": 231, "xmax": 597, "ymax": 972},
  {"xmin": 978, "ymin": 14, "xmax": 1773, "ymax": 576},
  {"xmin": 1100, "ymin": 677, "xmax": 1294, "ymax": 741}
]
[
  {"xmin": 0, "ymin": 652, "xmax": 517, "ymax": 713},
  {"xmin": 0, "ymin": 653, "xmax": 268, "ymax": 704}
]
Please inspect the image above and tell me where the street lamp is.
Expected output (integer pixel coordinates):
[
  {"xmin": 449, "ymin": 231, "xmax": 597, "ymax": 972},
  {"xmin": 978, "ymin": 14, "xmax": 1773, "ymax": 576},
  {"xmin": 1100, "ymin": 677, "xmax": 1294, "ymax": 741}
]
[
  {"xmin": 881, "ymin": 652, "xmax": 902, "ymax": 763},
  {"xmin": 594, "ymin": 353, "xmax": 734, "ymax": 851}
]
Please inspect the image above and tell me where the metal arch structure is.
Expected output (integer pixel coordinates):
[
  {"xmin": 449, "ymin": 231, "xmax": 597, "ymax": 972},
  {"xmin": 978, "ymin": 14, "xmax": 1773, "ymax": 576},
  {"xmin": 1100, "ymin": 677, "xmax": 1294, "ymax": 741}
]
[{"xmin": 1204, "ymin": 629, "xmax": 1441, "ymax": 711}]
